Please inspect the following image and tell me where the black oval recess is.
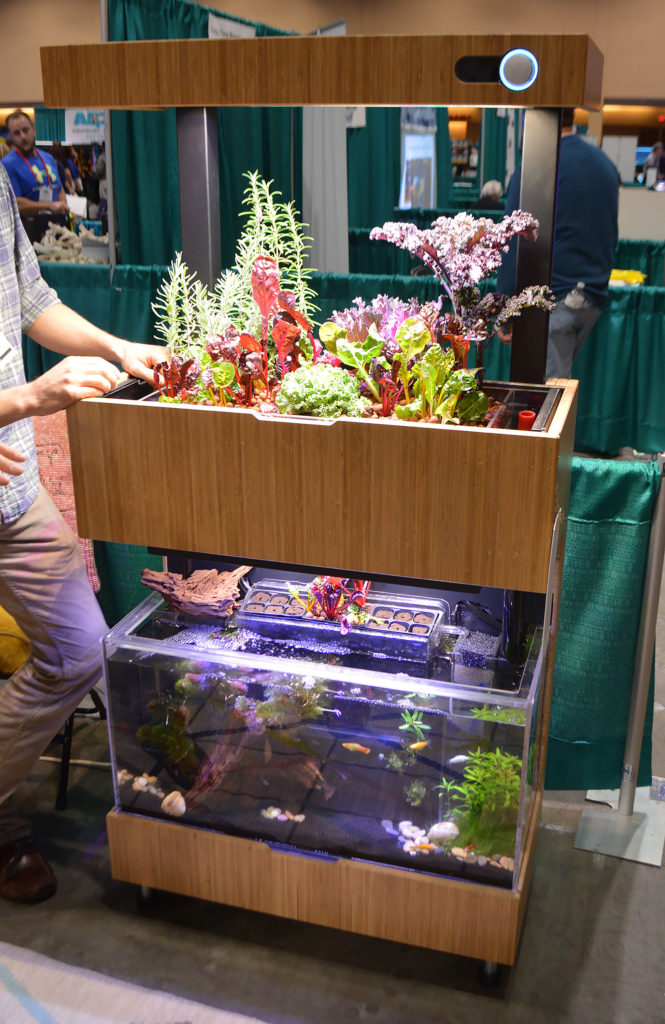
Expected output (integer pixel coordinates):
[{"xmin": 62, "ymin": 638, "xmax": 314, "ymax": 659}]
[{"xmin": 455, "ymin": 56, "xmax": 501, "ymax": 84}]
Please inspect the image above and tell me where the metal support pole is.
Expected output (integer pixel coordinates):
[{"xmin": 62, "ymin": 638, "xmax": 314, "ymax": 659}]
[
  {"xmin": 99, "ymin": 0, "xmax": 116, "ymax": 268},
  {"xmin": 176, "ymin": 108, "xmax": 221, "ymax": 288},
  {"xmin": 618, "ymin": 454, "xmax": 665, "ymax": 815},
  {"xmin": 510, "ymin": 108, "xmax": 562, "ymax": 384}
]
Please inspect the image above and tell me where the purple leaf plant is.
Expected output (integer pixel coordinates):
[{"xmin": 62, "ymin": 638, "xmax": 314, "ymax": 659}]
[{"xmin": 369, "ymin": 211, "xmax": 555, "ymax": 369}]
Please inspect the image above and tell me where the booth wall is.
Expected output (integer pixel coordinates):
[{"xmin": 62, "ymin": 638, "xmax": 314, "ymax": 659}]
[{"xmin": 2, "ymin": 0, "xmax": 665, "ymax": 104}]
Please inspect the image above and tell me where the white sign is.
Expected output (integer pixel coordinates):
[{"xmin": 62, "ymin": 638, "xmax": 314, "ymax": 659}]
[
  {"xmin": 345, "ymin": 107, "xmax": 366, "ymax": 129},
  {"xmin": 399, "ymin": 132, "xmax": 436, "ymax": 209},
  {"xmin": 208, "ymin": 13, "xmax": 256, "ymax": 38},
  {"xmin": 64, "ymin": 109, "xmax": 105, "ymax": 144}
]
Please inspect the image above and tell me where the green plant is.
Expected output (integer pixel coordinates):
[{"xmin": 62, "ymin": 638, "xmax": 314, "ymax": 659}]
[
  {"xmin": 216, "ymin": 171, "xmax": 318, "ymax": 339},
  {"xmin": 404, "ymin": 779, "xmax": 427, "ymax": 807},
  {"xmin": 470, "ymin": 705, "xmax": 526, "ymax": 726},
  {"xmin": 445, "ymin": 747, "xmax": 522, "ymax": 823},
  {"xmin": 398, "ymin": 708, "xmax": 431, "ymax": 743},
  {"xmin": 275, "ymin": 363, "xmax": 369, "ymax": 418},
  {"xmin": 151, "ymin": 253, "xmax": 217, "ymax": 356},
  {"xmin": 152, "ymin": 173, "xmax": 318, "ymax": 362}
]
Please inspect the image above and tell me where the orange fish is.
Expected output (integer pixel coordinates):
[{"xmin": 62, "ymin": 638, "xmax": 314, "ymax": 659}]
[
  {"xmin": 409, "ymin": 740, "xmax": 430, "ymax": 752},
  {"xmin": 413, "ymin": 842, "xmax": 436, "ymax": 851},
  {"xmin": 342, "ymin": 742, "xmax": 371, "ymax": 755}
]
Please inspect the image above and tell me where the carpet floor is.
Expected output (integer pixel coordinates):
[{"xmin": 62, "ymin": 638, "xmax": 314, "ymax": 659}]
[{"xmin": 0, "ymin": 940, "xmax": 266, "ymax": 1024}]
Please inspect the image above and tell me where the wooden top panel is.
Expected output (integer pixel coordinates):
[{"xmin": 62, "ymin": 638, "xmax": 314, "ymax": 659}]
[
  {"xmin": 66, "ymin": 381, "xmax": 577, "ymax": 591},
  {"xmin": 41, "ymin": 34, "xmax": 602, "ymax": 110}
]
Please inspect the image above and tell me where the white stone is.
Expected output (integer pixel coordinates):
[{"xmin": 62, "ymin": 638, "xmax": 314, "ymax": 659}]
[{"xmin": 427, "ymin": 821, "xmax": 460, "ymax": 845}]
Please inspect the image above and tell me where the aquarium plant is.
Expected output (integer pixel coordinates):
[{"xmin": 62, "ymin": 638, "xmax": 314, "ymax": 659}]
[
  {"xmin": 398, "ymin": 708, "xmax": 431, "ymax": 743},
  {"xmin": 437, "ymin": 746, "xmax": 523, "ymax": 855}
]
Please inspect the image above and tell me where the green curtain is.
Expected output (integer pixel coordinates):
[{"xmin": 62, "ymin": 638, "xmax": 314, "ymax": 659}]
[
  {"xmin": 347, "ymin": 108, "xmax": 402, "ymax": 230},
  {"xmin": 480, "ymin": 109, "xmax": 507, "ymax": 188},
  {"xmin": 545, "ymin": 457, "xmax": 659, "ymax": 789},
  {"xmin": 108, "ymin": 0, "xmax": 300, "ymax": 267},
  {"xmin": 614, "ymin": 239, "xmax": 665, "ymax": 287},
  {"xmin": 347, "ymin": 107, "xmax": 453, "ymax": 232},
  {"xmin": 310, "ymin": 271, "xmax": 443, "ymax": 325},
  {"xmin": 435, "ymin": 108, "xmax": 453, "ymax": 208},
  {"xmin": 94, "ymin": 542, "xmax": 162, "ymax": 626},
  {"xmin": 33, "ymin": 107, "xmax": 66, "ymax": 142},
  {"xmin": 218, "ymin": 107, "xmax": 302, "ymax": 269}
]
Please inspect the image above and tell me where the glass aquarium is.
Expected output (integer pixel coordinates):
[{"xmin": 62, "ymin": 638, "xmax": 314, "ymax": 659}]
[{"xmin": 103, "ymin": 570, "xmax": 546, "ymax": 892}]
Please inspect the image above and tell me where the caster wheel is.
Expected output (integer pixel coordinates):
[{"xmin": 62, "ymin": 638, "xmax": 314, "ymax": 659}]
[
  {"xmin": 479, "ymin": 960, "xmax": 501, "ymax": 987},
  {"xmin": 136, "ymin": 884, "xmax": 158, "ymax": 909}
]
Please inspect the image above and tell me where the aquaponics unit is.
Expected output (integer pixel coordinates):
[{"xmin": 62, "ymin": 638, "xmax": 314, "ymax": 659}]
[{"xmin": 42, "ymin": 33, "xmax": 599, "ymax": 969}]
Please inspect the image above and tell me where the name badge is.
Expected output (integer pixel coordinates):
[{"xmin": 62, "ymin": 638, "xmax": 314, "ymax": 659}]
[{"xmin": 39, "ymin": 186, "xmax": 52, "ymax": 203}]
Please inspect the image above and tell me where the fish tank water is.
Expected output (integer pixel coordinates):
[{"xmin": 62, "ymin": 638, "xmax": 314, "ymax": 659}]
[{"xmin": 103, "ymin": 572, "xmax": 546, "ymax": 892}]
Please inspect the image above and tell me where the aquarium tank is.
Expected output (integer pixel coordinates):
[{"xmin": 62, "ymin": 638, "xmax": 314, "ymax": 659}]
[{"xmin": 103, "ymin": 566, "xmax": 546, "ymax": 892}]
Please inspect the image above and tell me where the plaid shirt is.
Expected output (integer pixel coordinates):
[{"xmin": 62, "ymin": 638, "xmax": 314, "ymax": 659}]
[{"xmin": 0, "ymin": 164, "xmax": 59, "ymax": 524}]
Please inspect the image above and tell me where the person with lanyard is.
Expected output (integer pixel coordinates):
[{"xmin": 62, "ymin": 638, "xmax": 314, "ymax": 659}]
[{"xmin": 2, "ymin": 110, "xmax": 69, "ymax": 243}]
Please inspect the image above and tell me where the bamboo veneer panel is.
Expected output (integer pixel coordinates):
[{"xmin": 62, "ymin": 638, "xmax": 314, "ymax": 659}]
[
  {"xmin": 107, "ymin": 793, "xmax": 542, "ymax": 965},
  {"xmin": 67, "ymin": 380, "xmax": 577, "ymax": 591},
  {"xmin": 41, "ymin": 35, "xmax": 603, "ymax": 110}
]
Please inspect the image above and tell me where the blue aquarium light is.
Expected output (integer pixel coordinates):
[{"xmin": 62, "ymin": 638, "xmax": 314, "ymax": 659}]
[{"xmin": 499, "ymin": 48, "xmax": 539, "ymax": 92}]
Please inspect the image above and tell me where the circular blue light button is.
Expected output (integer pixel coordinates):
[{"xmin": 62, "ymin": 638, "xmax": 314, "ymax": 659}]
[{"xmin": 499, "ymin": 49, "xmax": 539, "ymax": 91}]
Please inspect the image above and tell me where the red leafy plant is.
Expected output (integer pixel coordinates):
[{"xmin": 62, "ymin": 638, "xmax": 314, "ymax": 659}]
[
  {"xmin": 287, "ymin": 577, "xmax": 372, "ymax": 635},
  {"xmin": 153, "ymin": 255, "xmax": 318, "ymax": 409}
]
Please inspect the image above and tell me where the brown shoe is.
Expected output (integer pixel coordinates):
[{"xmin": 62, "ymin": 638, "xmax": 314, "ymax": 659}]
[{"xmin": 0, "ymin": 839, "xmax": 57, "ymax": 904}]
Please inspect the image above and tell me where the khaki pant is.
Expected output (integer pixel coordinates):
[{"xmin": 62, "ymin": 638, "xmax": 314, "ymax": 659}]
[{"xmin": 0, "ymin": 486, "xmax": 107, "ymax": 843}]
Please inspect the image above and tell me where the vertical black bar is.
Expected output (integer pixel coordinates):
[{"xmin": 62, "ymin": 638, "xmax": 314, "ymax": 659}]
[
  {"xmin": 176, "ymin": 108, "xmax": 221, "ymax": 288},
  {"xmin": 510, "ymin": 108, "xmax": 562, "ymax": 384}
]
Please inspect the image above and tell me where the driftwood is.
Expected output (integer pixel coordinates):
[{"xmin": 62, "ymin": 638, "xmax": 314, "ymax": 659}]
[{"xmin": 141, "ymin": 565, "xmax": 252, "ymax": 619}]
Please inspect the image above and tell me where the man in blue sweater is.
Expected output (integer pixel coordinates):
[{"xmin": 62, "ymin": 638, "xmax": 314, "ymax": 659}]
[{"xmin": 497, "ymin": 108, "xmax": 619, "ymax": 379}]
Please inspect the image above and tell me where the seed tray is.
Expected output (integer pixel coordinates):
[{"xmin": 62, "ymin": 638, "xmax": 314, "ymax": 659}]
[{"xmin": 237, "ymin": 580, "xmax": 450, "ymax": 663}]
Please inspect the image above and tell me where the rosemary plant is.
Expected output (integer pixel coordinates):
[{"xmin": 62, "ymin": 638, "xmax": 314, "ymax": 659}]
[{"xmin": 152, "ymin": 172, "xmax": 318, "ymax": 356}]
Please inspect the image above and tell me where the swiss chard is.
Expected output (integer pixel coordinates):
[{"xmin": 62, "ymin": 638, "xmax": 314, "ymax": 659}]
[{"xmin": 335, "ymin": 327, "xmax": 386, "ymax": 402}]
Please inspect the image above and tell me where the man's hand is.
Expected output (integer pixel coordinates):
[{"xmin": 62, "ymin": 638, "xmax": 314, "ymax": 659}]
[
  {"xmin": 497, "ymin": 324, "xmax": 513, "ymax": 345},
  {"xmin": 50, "ymin": 200, "xmax": 70, "ymax": 215},
  {"xmin": 115, "ymin": 341, "xmax": 167, "ymax": 385},
  {"xmin": 0, "ymin": 442, "xmax": 26, "ymax": 486},
  {"xmin": 24, "ymin": 356, "xmax": 125, "ymax": 417}
]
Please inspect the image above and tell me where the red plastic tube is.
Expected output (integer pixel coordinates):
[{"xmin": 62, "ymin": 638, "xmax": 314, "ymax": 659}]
[{"xmin": 518, "ymin": 409, "xmax": 536, "ymax": 431}]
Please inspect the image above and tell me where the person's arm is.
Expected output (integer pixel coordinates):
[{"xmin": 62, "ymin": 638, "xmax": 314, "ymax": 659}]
[
  {"xmin": 0, "ymin": 441, "xmax": 26, "ymax": 486},
  {"xmin": 15, "ymin": 195, "xmax": 69, "ymax": 215},
  {"xmin": 0, "ymin": 355, "xmax": 123, "ymax": 429},
  {"xmin": 26, "ymin": 303, "xmax": 166, "ymax": 383}
]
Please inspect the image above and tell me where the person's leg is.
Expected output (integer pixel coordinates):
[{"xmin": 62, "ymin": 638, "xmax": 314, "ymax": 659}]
[
  {"xmin": 570, "ymin": 300, "xmax": 602, "ymax": 366},
  {"xmin": 546, "ymin": 300, "xmax": 578, "ymax": 379},
  {"xmin": 0, "ymin": 486, "xmax": 107, "ymax": 900},
  {"xmin": 547, "ymin": 299, "xmax": 602, "ymax": 379}
]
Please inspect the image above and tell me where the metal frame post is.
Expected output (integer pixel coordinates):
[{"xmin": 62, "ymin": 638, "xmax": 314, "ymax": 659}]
[
  {"xmin": 510, "ymin": 108, "xmax": 562, "ymax": 384},
  {"xmin": 176, "ymin": 108, "xmax": 221, "ymax": 288},
  {"xmin": 619, "ymin": 454, "xmax": 665, "ymax": 814},
  {"xmin": 99, "ymin": 0, "xmax": 116, "ymax": 268}
]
